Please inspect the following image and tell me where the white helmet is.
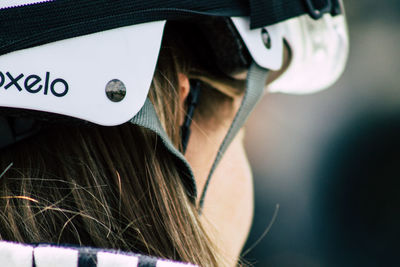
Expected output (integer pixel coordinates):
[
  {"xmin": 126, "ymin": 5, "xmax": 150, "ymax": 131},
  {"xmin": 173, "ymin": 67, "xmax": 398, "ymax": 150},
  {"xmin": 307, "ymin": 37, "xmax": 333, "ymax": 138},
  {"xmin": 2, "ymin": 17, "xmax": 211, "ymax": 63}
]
[{"xmin": 0, "ymin": 0, "xmax": 349, "ymax": 126}]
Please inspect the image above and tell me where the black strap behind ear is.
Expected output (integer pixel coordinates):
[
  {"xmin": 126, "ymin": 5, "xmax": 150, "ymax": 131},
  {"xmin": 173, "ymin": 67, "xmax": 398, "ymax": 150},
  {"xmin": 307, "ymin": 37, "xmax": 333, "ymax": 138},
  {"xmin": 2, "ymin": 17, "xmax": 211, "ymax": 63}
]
[{"xmin": 181, "ymin": 80, "xmax": 202, "ymax": 154}]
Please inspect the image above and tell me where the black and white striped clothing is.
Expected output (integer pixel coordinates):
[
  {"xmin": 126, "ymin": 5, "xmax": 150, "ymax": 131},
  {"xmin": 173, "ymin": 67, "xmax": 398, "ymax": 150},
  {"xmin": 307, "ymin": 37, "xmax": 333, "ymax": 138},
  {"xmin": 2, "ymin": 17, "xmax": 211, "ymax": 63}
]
[{"xmin": 0, "ymin": 241, "xmax": 197, "ymax": 267}]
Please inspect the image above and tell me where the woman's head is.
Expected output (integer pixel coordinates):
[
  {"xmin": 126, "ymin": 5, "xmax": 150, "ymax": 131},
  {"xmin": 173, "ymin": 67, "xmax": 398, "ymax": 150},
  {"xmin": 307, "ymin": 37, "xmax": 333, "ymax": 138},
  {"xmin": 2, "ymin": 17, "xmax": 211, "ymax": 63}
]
[{"xmin": 0, "ymin": 21, "xmax": 251, "ymax": 266}]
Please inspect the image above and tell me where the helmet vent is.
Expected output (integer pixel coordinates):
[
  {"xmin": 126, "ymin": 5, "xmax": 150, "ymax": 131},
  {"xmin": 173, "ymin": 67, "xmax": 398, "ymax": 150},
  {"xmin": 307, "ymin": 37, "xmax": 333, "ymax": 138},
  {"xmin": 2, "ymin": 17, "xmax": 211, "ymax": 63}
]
[{"xmin": 261, "ymin": 28, "xmax": 272, "ymax": 49}]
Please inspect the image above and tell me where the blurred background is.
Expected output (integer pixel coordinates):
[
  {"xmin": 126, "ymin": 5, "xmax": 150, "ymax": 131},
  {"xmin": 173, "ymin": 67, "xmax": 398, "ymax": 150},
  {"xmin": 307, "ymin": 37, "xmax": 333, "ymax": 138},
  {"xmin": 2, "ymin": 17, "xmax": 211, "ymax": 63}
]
[{"xmin": 243, "ymin": 1, "xmax": 400, "ymax": 266}]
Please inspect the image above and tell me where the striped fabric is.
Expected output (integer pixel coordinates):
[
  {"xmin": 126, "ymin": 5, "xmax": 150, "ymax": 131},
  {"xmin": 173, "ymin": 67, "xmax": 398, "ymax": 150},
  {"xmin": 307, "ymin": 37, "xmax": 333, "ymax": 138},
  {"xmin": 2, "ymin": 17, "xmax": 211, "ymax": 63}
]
[{"xmin": 0, "ymin": 241, "xmax": 197, "ymax": 267}]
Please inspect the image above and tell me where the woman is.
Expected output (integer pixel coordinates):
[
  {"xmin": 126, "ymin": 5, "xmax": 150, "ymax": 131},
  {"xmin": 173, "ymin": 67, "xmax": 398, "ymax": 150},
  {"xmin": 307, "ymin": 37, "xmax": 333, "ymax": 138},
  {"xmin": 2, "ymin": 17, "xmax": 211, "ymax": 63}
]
[{"xmin": 0, "ymin": 1, "xmax": 348, "ymax": 266}]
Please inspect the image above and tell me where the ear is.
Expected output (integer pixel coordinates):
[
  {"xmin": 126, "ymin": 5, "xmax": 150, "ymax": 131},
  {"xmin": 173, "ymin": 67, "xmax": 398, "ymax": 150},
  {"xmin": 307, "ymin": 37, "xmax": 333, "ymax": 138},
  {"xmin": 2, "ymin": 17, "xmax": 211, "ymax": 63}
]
[
  {"xmin": 178, "ymin": 73, "xmax": 190, "ymax": 105},
  {"xmin": 178, "ymin": 73, "xmax": 190, "ymax": 125}
]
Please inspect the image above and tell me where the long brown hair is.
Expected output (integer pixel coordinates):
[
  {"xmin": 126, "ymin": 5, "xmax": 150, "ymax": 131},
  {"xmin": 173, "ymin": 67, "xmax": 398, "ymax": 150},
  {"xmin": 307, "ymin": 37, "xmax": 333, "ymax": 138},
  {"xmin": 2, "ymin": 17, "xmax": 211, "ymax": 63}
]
[{"xmin": 0, "ymin": 22, "xmax": 242, "ymax": 266}]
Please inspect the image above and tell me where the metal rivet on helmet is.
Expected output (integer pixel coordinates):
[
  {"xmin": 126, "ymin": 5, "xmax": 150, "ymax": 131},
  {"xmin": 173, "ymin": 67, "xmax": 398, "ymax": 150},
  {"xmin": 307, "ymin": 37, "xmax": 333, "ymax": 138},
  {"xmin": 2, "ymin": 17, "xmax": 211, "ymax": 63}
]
[{"xmin": 105, "ymin": 79, "xmax": 126, "ymax": 102}]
